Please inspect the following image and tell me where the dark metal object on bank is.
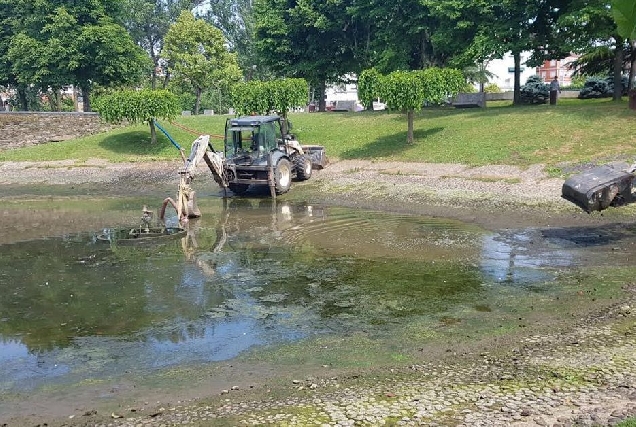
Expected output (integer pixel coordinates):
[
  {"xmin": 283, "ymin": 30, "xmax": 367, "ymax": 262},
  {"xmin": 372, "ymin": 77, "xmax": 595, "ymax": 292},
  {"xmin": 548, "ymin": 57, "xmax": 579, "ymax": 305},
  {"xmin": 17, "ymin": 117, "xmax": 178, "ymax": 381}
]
[{"xmin": 561, "ymin": 163, "xmax": 635, "ymax": 212}]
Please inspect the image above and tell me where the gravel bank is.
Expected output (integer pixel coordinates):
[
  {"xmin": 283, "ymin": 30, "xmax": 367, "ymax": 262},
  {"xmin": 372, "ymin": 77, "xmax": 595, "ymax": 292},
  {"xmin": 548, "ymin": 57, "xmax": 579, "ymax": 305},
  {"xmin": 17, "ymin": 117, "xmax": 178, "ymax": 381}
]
[
  {"xmin": 82, "ymin": 299, "xmax": 636, "ymax": 427},
  {"xmin": 2, "ymin": 158, "xmax": 636, "ymax": 427}
]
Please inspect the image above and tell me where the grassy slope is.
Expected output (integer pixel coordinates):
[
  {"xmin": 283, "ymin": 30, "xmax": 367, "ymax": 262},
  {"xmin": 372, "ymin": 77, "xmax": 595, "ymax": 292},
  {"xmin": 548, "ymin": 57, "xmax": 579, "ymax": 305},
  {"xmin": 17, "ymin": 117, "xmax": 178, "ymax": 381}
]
[{"xmin": 0, "ymin": 98, "xmax": 634, "ymax": 169}]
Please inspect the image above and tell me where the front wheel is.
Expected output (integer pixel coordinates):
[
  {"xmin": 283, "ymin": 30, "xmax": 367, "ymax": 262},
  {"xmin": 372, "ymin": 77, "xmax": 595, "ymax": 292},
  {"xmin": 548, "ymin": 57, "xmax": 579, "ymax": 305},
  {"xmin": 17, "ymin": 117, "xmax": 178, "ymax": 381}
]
[
  {"xmin": 294, "ymin": 155, "xmax": 312, "ymax": 181},
  {"xmin": 274, "ymin": 158, "xmax": 292, "ymax": 195}
]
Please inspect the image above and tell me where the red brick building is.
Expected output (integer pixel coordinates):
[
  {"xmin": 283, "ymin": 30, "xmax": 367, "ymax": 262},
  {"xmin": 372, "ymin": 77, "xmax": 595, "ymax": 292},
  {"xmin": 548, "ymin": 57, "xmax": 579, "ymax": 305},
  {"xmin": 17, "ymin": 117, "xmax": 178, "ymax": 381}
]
[{"xmin": 536, "ymin": 54, "xmax": 579, "ymax": 86}]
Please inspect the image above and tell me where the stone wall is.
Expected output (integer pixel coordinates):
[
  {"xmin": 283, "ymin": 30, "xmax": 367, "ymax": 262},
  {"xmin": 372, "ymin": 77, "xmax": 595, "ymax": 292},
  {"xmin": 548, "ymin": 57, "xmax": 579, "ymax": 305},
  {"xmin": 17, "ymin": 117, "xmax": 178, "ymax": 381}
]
[
  {"xmin": 485, "ymin": 90, "xmax": 580, "ymax": 101},
  {"xmin": 453, "ymin": 92, "xmax": 486, "ymax": 108},
  {"xmin": 0, "ymin": 112, "xmax": 116, "ymax": 150}
]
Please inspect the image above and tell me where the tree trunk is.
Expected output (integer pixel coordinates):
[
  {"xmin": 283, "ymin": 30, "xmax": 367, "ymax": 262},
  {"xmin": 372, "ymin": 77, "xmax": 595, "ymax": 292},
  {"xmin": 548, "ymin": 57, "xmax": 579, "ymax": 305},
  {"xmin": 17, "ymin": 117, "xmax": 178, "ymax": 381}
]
[
  {"xmin": 73, "ymin": 86, "xmax": 79, "ymax": 112},
  {"xmin": 150, "ymin": 51, "xmax": 158, "ymax": 90},
  {"xmin": 194, "ymin": 87, "xmax": 202, "ymax": 115},
  {"xmin": 629, "ymin": 40, "xmax": 636, "ymax": 91},
  {"xmin": 281, "ymin": 112, "xmax": 288, "ymax": 135},
  {"xmin": 17, "ymin": 86, "xmax": 28, "ymax": 111},
  {"xmin": 407, "ymin": 109, "xmax": 414, "ymax": 144},
  {"xmin": 82, "ymin": 87, "xmax": 91, "ymax": 112},
  {"xmin": 318, "ymin": 81, "xmax": 326, "ymax": 112},
  {"xmin": 613, "ymin": 35, "xmax": 624, "ymax": 101},
  {"xmin": 47, "ymin": 90, "xmax": 56, "ymax": 111},
  {"xmin": 513, "ymin": 51, "xmax": 521, "ymax": 106},
  {"xmin": 151, "ymin": 67, "xmax": 157, "ymax": 90},
  {"xmin": 55, "ymin": 89, "xmax": 62, "ymax": 112},
  {"xmin": 149, "ymin": 118, "xmax": 157, "ymax": 144}
]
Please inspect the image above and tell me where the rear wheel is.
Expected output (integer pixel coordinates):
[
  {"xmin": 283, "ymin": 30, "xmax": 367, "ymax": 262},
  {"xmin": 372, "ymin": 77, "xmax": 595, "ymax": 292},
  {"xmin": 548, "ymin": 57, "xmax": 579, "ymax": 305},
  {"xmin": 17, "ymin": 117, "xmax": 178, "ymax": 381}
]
[
  {"xmin": 274, "ymin": 158, "xmax": 292, "ymax": 194},
  {"xmin": 228, "ymin": 183, "xmax": 250, "ymax": 195},
  {"xmin": 294, "ymin": 155, "xmax": 312, "ymax": 181}
]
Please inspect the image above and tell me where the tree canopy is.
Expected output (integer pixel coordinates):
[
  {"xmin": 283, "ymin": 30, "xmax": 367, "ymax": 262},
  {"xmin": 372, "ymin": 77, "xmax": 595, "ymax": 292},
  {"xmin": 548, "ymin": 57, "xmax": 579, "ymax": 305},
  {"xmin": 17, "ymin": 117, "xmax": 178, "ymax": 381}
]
[
  {"xmin": 93, "ymin": 89, "xmax": 180, "ymax": 144},
  {"xmin": 612, "ymin": 0, "xmax": 636, "ymax": 39},
  {"xmin": 163, "ymin": 10, "xmax": 242, "ymax": 114},
  {"xmin": 1, "ymin": 0, "xmax": 150, "ymax": 111},
  {"xmin": 1, "ymin": 0, "xmax": 634, "ymax": 114},
  {"xmin": 231, "ymin": 78, "xmax": 308, "ymax": 125},
  {"xmin": 123, "ymin": 0, "xmax": 202, "ymax": 89},
  {"xmin": 378, "ymin": 67, "xmax": 464, "ymax": 144},
  {"xmin": 253, "ymin": 0, "xmax": 357, "ymax": 111}
]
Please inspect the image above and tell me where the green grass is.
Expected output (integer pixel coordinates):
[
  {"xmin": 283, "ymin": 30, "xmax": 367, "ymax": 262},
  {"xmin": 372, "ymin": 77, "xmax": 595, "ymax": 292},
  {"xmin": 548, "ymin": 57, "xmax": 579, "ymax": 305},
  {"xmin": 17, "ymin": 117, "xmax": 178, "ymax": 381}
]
[{"xmin": 1, "ymin": 98, "xmax": 634, "ymax": 167}]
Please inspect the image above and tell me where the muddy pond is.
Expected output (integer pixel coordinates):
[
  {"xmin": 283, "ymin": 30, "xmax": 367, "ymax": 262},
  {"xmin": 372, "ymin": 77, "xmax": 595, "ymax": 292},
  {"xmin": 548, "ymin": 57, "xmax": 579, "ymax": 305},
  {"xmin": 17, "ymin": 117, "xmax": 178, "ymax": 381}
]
[{"xmin": 1, "ymin": 192, "xmax": 635, "ymax": 405}]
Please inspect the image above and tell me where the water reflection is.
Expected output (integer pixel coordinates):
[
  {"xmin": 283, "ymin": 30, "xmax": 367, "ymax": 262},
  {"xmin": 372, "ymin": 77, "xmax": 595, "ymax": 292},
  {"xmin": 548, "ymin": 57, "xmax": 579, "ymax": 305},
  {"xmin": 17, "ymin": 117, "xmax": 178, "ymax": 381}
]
[
  {"xmin": 480, "ymin": 229, "xmax": 574, "ymax": 284},
  {"xmin": 0, "ymin": 199, "xmax": 581, "ymax": 392}
]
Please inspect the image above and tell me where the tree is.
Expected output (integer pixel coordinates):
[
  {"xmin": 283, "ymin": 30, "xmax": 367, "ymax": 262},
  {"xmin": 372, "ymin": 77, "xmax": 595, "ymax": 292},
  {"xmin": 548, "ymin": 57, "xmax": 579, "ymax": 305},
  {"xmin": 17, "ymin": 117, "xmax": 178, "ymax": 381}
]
[
  {"xmin": 199, "ymin": 0, "xmax": 256, "ymax": 75},
  {"xmin": 612, "ymin": 0, "xmax": 636, "ymax": 39},
  {"xmin": 4, "ymin": 0, "xmax": 150, "ymax": 111},
  {"xmin": 163, "ymin": 10, "xmax": 242, "ymax": 114},
  {"xmin": 0, "ymin": 1, "xmax": 30, "ymax": 109},
  {"xmin": 378, "ymin": 67, "xmax": 464, "ymax": 144},
  {"xmin": 462, "ymin": 62, "xmax": 495, "ymax": 93},
  {"xmin": 73, "ymin": 18, "xmax": 153, "ymax": 111},
  {"xmin": 93, "ymin": 89, "xmax": 180, "ymax": 144},
  {"xmin": 349, "ymin": 0, "xmax": 456, "ymax": 73},
  {"xmin": 560, "ymin": 0, "xmax": 627, "ymax": 100},
  {"xmin": 123, "ymin": 0, "xmax": 202, "ymax": 89},
  {"xmin": 253, "ymin": 0, "xmax": 356, "ymax": 111},
  {"xmin": 231, "ymin": 78, "xmax": 308, "ymax": 132},
  {"xmin": 421, "ymin": 0, "xmax": 571, "ymax": 105},
  {"xmin": 612, "ymin": 0, "xmax": 636, "ymax": 89},
  {"xmin": 471, "ymin": 0, "xmax": 571, "ymax": 105}
]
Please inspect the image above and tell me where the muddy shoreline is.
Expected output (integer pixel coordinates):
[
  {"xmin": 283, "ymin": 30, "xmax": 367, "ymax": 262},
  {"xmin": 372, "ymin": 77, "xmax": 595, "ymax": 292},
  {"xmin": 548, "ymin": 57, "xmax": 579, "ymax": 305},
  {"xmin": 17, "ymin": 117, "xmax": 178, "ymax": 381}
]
[
  {"xmin": 2, "ymin": 157, "xmax": 631, "ymax": 229},
  {"xmin": 2, "ymin": 159, "xmax": 636, "ymax": 426}
]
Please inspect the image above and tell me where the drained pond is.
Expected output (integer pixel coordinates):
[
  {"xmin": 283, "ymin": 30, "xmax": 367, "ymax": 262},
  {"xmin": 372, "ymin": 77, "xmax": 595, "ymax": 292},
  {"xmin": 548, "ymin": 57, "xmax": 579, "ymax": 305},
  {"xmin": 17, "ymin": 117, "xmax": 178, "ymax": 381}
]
[{"xmin": 1, "ymin": 196, "xmax": 634, "ymax": 400}]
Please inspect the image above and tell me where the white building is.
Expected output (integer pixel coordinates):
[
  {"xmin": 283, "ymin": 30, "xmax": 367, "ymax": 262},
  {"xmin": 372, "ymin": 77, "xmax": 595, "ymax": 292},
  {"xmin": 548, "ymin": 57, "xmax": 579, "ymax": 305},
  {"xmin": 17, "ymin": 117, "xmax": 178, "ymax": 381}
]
[
  {"xmin": 324, "ymin": 79, "xmax": 358, "ymax": 104},
  {"xmin": 482, "ymin": 51, "xmax": 537, "ymax": 91}
]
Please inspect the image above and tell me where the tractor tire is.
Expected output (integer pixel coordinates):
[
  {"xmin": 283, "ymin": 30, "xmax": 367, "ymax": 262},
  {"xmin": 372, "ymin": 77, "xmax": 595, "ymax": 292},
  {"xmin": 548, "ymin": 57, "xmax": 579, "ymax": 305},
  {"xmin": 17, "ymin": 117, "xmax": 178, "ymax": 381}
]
[
  {"xmin": 229, "ymin": 183, "xmax": 250, "ymax": 195},
  {"xmin": 294, "ymin": 154, "xmax": 312, "ymax": 181},
  {"xmin": 274, "ymin": 158, "xmax": 292, "ymax": 195}
]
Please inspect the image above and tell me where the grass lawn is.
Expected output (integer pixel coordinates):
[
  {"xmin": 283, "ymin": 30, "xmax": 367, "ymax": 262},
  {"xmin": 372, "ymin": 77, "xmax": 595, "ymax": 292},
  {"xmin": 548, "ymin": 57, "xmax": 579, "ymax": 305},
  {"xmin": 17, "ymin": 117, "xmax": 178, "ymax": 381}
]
[{"xmin": 0, "ymin": 98, "xmax": 634, "ymax": 170}]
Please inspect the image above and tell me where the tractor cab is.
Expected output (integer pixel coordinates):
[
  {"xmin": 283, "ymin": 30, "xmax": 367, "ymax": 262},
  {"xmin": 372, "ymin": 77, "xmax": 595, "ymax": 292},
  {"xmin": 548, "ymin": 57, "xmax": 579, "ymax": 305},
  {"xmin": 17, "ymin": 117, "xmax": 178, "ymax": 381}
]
[{"xmin": 224, "ymin": 116, "xmax": 282, "ymax": 165}]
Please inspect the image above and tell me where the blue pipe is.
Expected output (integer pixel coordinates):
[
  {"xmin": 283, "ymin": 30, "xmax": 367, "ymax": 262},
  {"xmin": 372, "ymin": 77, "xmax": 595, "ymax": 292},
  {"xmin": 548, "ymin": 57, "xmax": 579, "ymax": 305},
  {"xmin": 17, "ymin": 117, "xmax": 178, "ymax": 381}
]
[{"xmin": 154, "ymin": 121, "xmax": 182, "ymax": 151}]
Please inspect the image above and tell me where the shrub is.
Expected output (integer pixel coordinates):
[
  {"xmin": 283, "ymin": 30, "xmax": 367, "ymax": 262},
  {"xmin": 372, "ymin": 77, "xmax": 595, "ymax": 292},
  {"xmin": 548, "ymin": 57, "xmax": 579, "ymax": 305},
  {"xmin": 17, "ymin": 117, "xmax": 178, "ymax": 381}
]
[
  {"xmin": 519, "ymin": 75, "xmax": 549, "ymax": 104},
  {"xmin": 605, "ymin": 75, "xmax": 629, "ymax": 96},
  {"xmin": 578, "ymin": 75, "xmax": 629, "ymax": 99},
  {"xmin": 484, "ymin": 83, "xmax": 501, "ymax": 93},
  {"xmin": 567, "ymin": 74, "xmax": 587, "ymax": 90},
  {"xmin": 578, "ymin": 77, "xmax": 610, "ymax": 99},
  {"xmin": 461, "ymin": 83, "xmax": 477, "ymax": 93}
]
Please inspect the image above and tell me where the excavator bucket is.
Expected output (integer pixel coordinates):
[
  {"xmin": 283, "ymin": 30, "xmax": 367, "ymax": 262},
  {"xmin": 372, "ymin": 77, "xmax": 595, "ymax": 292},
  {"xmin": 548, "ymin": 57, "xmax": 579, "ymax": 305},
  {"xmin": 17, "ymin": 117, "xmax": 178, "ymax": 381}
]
[{"xmin": 561, "ymin": 163, "xmax": 634, "ymax": 212}]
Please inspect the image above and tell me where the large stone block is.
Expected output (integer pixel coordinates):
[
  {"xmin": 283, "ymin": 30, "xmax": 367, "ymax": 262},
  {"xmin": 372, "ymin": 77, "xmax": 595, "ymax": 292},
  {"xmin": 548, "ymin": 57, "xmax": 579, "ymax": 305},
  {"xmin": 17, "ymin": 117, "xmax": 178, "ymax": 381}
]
[{"xmin": 453, "ymin": 92, "xmax": 486, "ymax": 108}]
